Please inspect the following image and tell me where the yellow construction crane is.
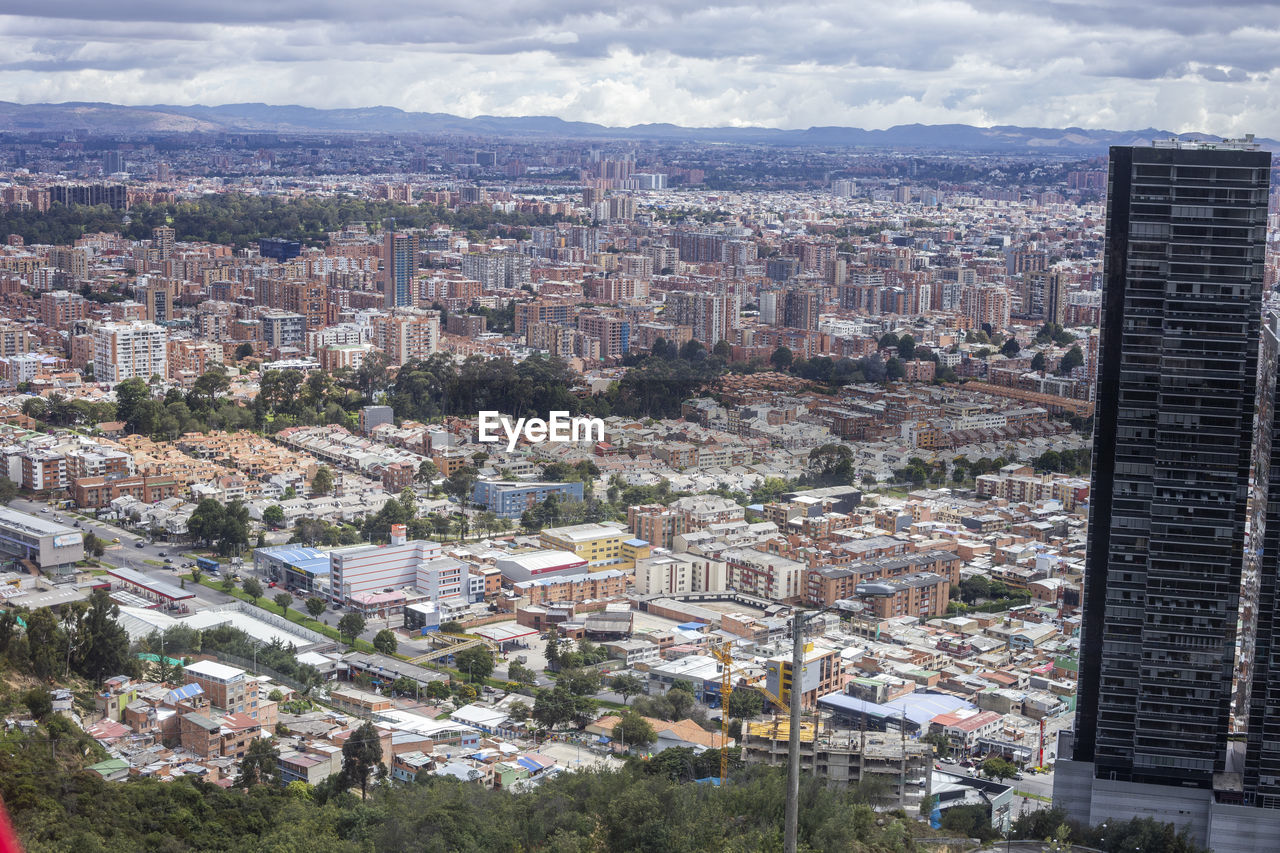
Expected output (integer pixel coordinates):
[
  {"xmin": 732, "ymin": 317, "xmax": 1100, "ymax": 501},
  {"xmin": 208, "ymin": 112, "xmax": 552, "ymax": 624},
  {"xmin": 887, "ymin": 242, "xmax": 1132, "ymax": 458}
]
[
  {"xmin": 710, "ymin": 641, "xmax": 734, "ymax": 785},
  {"xmin": 711, "ymin": 641, "xmax": 794, "ymax": 785}
]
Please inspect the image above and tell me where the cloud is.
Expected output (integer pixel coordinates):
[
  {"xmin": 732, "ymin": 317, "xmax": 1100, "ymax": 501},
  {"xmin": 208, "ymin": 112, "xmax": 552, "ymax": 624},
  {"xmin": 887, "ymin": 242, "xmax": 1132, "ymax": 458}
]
[{"xmin": 0, "ymin": 1, "xmax": 1278, "ymax": 131}]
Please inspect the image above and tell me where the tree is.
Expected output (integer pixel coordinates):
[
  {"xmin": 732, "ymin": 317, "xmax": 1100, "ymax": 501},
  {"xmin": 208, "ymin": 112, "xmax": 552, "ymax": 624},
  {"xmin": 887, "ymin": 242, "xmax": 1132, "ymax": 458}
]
[
  {"xmin": 897, "ymin": 333, "xmax": 916, "ymax": 361},
  {"xmin": 1030, "ymin": 351, "xmax": 1047, "ymax": 372},
  {"xmin": 1000, "ymin": 338, "xmax": 1021, "ymax": 357},
  {"xmin": 610, "ymin": 673, "xmax": 645, "ymax": 705},
  {"xmin": 981, "ymin": 756, "xmax": 1018, "ymax": 782},
  {"xmin": 338, "ymin": 612, "xmax": 367, "ymax": 645},
  {"xmin": 439, "ymin": 620, "xmax": 465, "ymax": 635},
  {"xmin": 416, "ymin": 459, "xmax": 438, "ymax": 486},
  {"xmin": 425, "ymin": 680, "xmax": 451, "ymax": 700},
  {"xmin": 0, "ymin": 475, "xmax": 16, "ymax": 504},
  {"xmin": 455, "ymin": 645, "xmax": 494, "ymax": 683},
  {"xmin": 727, "ymin": 688, "xmax": 764, "ymax": 719},
  {"xmin": 234, "ymin": 342, "xmax": 254, "ymax": 360},
  {"xmin": 612, "ymin": 710, "xmax": 656, "ymax": 751},
  {"xmin": 262, "ymin": 505, "xmax": 285, "ymax": 528},
  {"xmin": 82, "ymin": 531, "xmax": 105, "ymax": 558},
  {"xmin": 341, "ymin": 721, "xmax": 383, "ymax": 799},
  {"xmin": 242, "ymin": 577, "xmax": 264, "ymax": 606},
  {"xmin": 920, "ymin": 730, "xmax": 952, "ymax": 759},
  {"xmin": 665, "ymin": 686, "xmax": 695, "ymax": 720},
  {"xmin": 236, "ymin": 736, "xmax": 281, "ymax": 787},
  {"xmin": 23, "ymin": 687, "xmax": 52, "ymax": 722},
  {"xmin": 443, "ymin": 465, "xmax": 479, "ymax": 505},
  {"xmin": 770, "ymin": 346, "xmax": 793, "ymax": 371},
  {"xmin": 507, "ymin": 700, "xmax": 530, "ymax": 722},
  {"xmin": 1058, "ymin": 344, "xmax": 1084, "ymax": 375},
  {"xmin": 508, "ymin": 661, "xmax": 537, "ymax": 684},
  {"xmin": 373, "ymin": 629, "xmax": 398, "ymax": 656},
  {"xmin": 306, "ymin": 597, "xmax": 327, "ymax": 619},
  {"xmin": 311, "ymin": 466, "xmax": 334, "ymax": 496},
  {"xmin": 273, "ymin": 592, "xmax": 292, "ymax": 613}
]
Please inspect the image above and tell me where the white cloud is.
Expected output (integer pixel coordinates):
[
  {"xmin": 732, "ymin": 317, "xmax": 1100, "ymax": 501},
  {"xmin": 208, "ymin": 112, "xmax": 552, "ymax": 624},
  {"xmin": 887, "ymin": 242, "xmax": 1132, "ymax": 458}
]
[{"xmin": 0, "ymin": 1, "xmax": 1278, "ymax": 131}]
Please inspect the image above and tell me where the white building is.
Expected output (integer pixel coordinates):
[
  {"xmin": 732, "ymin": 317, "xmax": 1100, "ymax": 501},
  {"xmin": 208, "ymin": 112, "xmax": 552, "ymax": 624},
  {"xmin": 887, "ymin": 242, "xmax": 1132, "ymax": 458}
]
[
  {"xmin": 329, "ymin": 525, "xmax": 445, "ymax": 603},
  {"xmin": 94, "ymin": 321, "xmax": 167, "ymax": 385}
]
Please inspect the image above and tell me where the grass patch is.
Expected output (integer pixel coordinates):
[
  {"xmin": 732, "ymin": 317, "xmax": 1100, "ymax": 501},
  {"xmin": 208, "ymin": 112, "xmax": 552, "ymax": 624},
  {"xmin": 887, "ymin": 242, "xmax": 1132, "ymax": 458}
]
[
  {"xmin": 1014, "ymin": 790, "xmax": 1052, "ymax": 802},
  {"xmin": 142, "ymin": 559, "xmax": 164, "ymax": 567}
]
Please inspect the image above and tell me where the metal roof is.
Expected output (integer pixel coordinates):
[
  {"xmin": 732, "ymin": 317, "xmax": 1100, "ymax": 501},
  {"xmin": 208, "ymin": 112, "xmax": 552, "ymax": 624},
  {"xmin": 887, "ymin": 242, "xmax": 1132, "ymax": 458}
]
[{"xmin": 107, "ymin": 567, "xmax": 195, "ymax": 601}]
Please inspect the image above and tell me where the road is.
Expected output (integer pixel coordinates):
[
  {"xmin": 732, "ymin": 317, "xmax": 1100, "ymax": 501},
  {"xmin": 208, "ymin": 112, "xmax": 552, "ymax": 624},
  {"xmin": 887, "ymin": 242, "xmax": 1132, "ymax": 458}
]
[{"xmin": 9, "ymin": 496, "xmax": 237, "ymax": 609}]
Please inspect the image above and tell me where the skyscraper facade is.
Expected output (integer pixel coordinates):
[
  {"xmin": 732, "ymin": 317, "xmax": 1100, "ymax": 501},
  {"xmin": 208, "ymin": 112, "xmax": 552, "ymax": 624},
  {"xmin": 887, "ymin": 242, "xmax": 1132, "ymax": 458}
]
[
  {"xmin": 383, "ymin": 231, "xmax": 417, "ymax": 309},
  {"xmin": 1056, "ymin": 139, "xmax": 1279, "ymax": 851}
]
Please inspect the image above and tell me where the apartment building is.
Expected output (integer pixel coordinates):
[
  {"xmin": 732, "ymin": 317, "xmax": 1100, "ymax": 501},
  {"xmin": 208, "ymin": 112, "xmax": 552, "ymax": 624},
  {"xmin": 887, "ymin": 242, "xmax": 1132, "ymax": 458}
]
[
  {"xmin": 93, "ymin": 321, "xmax": 167, "ymax": 385},
  {"xmin": 724, "ymin": 547, "xmax": 807, "ymax": 602},
  {"xmin": 372, "ymin": 310, "xmax": 439, "ymax": 366}
]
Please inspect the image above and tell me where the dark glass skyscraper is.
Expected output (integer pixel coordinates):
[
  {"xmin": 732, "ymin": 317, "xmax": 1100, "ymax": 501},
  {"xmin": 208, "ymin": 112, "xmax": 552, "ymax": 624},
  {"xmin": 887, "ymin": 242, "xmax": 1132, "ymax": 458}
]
[{"xmin": 1058, "ymin": 139, "xmax": 1277, "ymax": 849}]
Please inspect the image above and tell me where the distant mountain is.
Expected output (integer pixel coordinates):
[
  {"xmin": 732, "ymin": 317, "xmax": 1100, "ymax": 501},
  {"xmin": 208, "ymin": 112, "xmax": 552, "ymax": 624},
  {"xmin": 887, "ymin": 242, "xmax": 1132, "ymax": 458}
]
[{"xmin": 0, "ymin": 100, "xmax": 1270, "ymax": 152}]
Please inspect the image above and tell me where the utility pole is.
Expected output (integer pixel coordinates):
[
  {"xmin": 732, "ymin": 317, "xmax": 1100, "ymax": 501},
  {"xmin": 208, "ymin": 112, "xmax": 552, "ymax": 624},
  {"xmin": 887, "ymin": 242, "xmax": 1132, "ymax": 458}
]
[{"xmin": 784, "ymin": 609, "xmax": 805, "ymax": 853}]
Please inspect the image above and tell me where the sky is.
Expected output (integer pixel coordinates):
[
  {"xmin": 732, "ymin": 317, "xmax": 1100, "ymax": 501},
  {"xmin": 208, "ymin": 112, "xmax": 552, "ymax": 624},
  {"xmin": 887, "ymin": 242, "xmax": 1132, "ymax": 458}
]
[{"xmin": 1, "ymin": 0, "xmax": 1279, "ymax": 133}]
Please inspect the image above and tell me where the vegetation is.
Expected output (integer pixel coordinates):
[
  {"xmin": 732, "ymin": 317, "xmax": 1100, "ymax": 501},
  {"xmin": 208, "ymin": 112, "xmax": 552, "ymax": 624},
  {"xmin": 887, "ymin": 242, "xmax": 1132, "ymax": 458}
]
[
  {"xmin": 612, "ymin": 710, "xmax": 657, "ymax": 750},
  {"xmin": 372, "ymin": 629, "xmax": 398, "ymax": 656},
  {"xmin": 0, "ymin": 194, "xmax": 570, "ymax": 249},
  {"xmin": 0, "ymin": 590, "xmax": 131, "ymax": 682},
  {"xmin": 454, "ymin": 646, "xmax": 494, "ymax": 683},
  {"xmin": 0, "ymin": 709, "xmax": 946, "ymax": 853}
]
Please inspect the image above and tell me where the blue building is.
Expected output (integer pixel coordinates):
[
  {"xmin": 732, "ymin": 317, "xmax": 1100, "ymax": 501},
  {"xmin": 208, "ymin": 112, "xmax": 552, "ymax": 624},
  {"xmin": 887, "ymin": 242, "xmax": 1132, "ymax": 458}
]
[
  {"xmin": 471, "ymin": 480, "xmax": 584, "ymax": 519},
  {"xmin": 253, "ymin": 545, "xmax": 331, "ymax": 595}
]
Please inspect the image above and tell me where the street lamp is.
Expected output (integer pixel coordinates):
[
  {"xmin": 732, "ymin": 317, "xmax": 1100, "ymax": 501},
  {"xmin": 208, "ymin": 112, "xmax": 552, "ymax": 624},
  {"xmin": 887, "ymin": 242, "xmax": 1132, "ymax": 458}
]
[{"xmin": 783, "ymin": 599, "xmax": 862, "ymax": 853}]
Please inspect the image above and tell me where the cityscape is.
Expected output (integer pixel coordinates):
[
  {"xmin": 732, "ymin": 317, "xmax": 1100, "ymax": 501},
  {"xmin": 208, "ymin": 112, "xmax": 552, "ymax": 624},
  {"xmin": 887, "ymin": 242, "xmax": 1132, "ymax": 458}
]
[{"xmin": 0, "ymin": 3, "xmax": 1277, "ymax": 853}]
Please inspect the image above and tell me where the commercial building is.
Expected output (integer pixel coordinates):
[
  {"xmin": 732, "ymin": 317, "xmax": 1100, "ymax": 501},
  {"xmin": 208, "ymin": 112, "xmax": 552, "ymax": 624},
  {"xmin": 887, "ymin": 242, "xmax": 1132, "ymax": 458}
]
[
  {"xmin": 471, "ymin": 480, "xmax": 583, "ymax": 519},
  {"xmin": 538, "ymin": 523, "xmax": 631, "ymax": 569},
  {"xmin": 0, "ymin": 507, "xmax": 84, "ymax": 576},
  {"xmin": 1056, "ymin": 139, "xmax": 1280, "ymax": 853},
  {"xmin": 495, "ymin": 549, "xmax": 589, "ymax": 584},
  {"xmin": 329, "ymin": 527, "xmax": 446, "ymax": 604},
  {"xmin": 765, "ymin": 643, "xmax": 842, "ymax": 710}
]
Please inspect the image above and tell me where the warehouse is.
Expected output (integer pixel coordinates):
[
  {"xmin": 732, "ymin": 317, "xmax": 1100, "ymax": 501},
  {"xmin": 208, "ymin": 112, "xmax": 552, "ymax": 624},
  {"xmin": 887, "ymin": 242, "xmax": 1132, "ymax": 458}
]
[{"xmin": 495, "ymin": 549, "xmax": 588, "ymax": 583}]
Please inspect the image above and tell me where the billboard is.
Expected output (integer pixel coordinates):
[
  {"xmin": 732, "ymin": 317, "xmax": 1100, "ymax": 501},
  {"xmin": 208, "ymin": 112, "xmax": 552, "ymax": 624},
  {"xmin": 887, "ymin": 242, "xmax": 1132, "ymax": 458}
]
[{"xmin": 53, "ymin": 533, "xmax": 82, "ymax": 548}]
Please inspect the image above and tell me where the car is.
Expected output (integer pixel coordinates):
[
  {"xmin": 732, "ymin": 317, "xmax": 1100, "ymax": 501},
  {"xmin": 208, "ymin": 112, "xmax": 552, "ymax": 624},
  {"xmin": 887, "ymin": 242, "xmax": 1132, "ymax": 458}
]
[
  {"xmin": 158, "ymin": 551, "xmax": 166, "ymax": 557},
  {"xmin": 110, "ymin": 537, "xmax": 119, "ymax": 543},
  {"xmin": 163, "ymin": 558, "xmax": 173, "ymax": 564},
  {"xmin": 268, "ymin": 581, "xmax": 277, "ymax": 588},
  {"xmin": 39, "ymin": 507, "xmax": 48, "ymax": 513},
  {"xmin": 135, "ymin": 542, "xmax": 144, "ymax": 548},
  {"xmin": 73, "ymin": 521, "xmax": 80, "ymax": 528}
]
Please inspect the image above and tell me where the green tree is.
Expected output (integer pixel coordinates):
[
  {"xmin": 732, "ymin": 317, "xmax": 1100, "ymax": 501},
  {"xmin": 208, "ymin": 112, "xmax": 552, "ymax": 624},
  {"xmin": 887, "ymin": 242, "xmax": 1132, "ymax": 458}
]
[
  {"xmin": 981, "ymin": 756, "xmax": 1018, "ymax": 782},
  {"xmin": 311, "ymin": 466, "xmax": 334, "ymax": 496},
  {"xmin": 23, "ymin": 687, "xmax": 52, "ymax": 721},
  {"xmin": 262, "ymin": 505, "xmax": 285, "ymax": 528},
  {"xmin": 0, "ymin": 475, "xmax": 16, "ymax": 504},
  {"xmin": 920, "ymin": 730, "xmax": 952, "ymax": 758},
  {"xmin": 338, "ymin": 613, "xmax": 367, "ymax": 645},
  {"xmin": 612, "ymin": 710, "xmax": 656, "ymax": 751},
  {"xmin": 373, "ymin": 629, "xmax": 398, "ymax": 656},
  {"xmin": 1058, "ymin": 344, "xmax": 1084, "ymax": 375},
  {"xmin": 770, "ymin": 346, "xmax": 793, "ymax": 371},
  {"xmin": 242, "ymin": 577, "xmax": 264, "ymax": 606},
  {"xmin": 1030, "ymin": 351, "xmax": 1047, "ymax": 372},
  {"xmin": 1000, "ymin": 338, "xmax": 1021, "ymax": 357},
  {"xmin": 273, "ymin": 592, "xmax": 292, "ymax": 613},
  {"xmin": 665, "ymin": 686, "xmax": 695, "ymax": 720},
  {"xmin": 416, "ymin": 459, "xmax": 438, "ymax": 485},
  {"xmin": 897, "ymin": 333, "xmax": 916, "ymax": 361},
  {"xmin": 727, "ymin": 688, "xmax": 763, "ymax": 719},
  {"xmin": 443, "ymin": 465, "xmax": 479, "ymax": 505},
  {"xmin": 235, "ymin": 736, "xmax": 281, "ymax": 787},
  {"xmin": 341, "ymin": 721, "xmax": 383, "ymax": 799},
  {"xmin": 306, "ymin": 597, "xmax": 327, "ymax": 619},
  {"xmin": 455, "ymin": 645, "xmax": 494, "ymax": 683},
  {"xmin": 610, "ymin": 673, "xmax": 645, "ymax": 705}
]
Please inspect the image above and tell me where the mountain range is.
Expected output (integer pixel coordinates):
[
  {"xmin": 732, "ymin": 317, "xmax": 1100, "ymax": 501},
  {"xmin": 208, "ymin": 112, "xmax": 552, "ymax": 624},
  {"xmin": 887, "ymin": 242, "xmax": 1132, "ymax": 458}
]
[{"xmin": 0, "ymin": 101, "xmax": 1270, "ymax": 152}]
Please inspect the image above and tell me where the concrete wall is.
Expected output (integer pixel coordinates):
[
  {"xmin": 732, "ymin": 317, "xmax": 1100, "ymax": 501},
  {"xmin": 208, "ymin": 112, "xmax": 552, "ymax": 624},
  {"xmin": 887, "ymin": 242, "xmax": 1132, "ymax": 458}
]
[{"xmin": 1089, "ymin": 777, "xmax": 1210, "ymax": 847}]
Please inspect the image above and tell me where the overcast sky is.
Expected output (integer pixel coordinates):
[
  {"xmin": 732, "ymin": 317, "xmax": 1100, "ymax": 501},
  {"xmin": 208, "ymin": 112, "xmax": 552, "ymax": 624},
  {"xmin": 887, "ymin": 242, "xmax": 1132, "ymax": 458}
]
[{"xmin": 1, "ymin": 0, "xmax": 1278, "ymax": 132}]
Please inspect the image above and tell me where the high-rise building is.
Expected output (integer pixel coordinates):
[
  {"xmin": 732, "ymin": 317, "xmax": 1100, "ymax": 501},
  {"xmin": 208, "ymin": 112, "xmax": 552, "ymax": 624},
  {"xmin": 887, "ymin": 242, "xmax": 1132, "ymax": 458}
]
[
  {"xmin": 152, "ymin": 226, "xmax": 175, "ymax": 261},
  {"xmin": 665, "ymin": 292, "xmax": 737, "ymax": 345},
  {"xmin": 782, "ymin": 288, "xmax": 821, "ymax": 331},
  {"xmin": 1056, "ymin": 139, "xmax": 1280, "ymax": 851},
  {"xmin": 382, "ymin": 231, "xmax": 418, "ymax": 308},
  {"xmin": 94, "ymin": 322, "xmax": 167, "ymax": 385}
]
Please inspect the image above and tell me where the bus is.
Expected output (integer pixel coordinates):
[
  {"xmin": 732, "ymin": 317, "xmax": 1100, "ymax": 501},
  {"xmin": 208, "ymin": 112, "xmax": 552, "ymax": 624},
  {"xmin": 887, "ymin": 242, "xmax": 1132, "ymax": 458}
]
[{"xmin": 195, "ymin": 557, "xmax": 220, "ymax": 574}]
